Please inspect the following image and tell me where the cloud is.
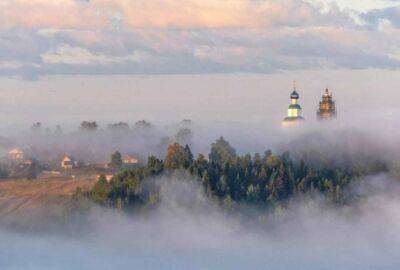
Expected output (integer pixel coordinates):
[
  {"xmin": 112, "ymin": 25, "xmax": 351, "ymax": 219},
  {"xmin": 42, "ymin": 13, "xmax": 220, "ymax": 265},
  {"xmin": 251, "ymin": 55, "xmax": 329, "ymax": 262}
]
[
  {"xmin": 0, "ymin": 0, "xmax": 333, "ymax": 30},
  {"xmin": 0, "ymin": 0, "xmax": 399, "ymax": 77},
  {"xmin": 0, "ymin": 0, "xmax": 111, "ymax": 30},
  {"xmin": 362, "ymin": 6, "xmax": 400, "ymax": 29},
  {"xmin": 41, "ymin": 45, "xmax": 146, "ymax": 65}
]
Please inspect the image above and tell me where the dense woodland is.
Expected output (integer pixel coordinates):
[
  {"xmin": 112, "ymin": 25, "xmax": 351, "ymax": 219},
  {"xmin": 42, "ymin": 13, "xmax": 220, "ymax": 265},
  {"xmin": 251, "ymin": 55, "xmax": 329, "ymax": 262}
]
[{"xmin": 89, "ymin": 136, "xmax": 389, "ymax": 211}]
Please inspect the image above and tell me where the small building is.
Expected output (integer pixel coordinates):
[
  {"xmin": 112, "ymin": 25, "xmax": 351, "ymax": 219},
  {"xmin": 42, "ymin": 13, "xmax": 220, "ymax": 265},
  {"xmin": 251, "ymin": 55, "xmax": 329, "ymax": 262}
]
[
  {"xmin": 61, "ymin": 155, "xmax": 77, "ymax": 169},
  {"xmin": 122, "ymin": 154, "xmax": 139, "ymax": 165},
  {"xmin": 317, "ymin": 88, "xmax": 337, "ymax": 120},
  {"xmin": 8, "ymin": 148, "xmax": 24, "ymax": 161},
  {"xmin": 282, "ymin": 86, "xmax": 305, "ymax": 128}
]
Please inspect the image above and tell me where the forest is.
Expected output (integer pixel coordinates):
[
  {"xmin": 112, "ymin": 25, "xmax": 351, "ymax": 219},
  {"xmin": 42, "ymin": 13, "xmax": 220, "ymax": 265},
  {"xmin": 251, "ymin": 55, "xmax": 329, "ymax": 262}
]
[{"xmin": 89, "ymin": 135, "xmax": 389, "ymax": 212}]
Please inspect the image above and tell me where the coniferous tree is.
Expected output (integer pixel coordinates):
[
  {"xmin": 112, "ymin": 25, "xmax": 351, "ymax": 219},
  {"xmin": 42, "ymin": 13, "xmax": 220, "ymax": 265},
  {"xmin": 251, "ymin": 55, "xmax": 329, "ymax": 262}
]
[
  {"xmin": 110, "ymin": 151, "xmax": 123, "ymax": 168},
  {"xmin": 209, "ymin": 137, "xmax": 236, "ymax": 164}
]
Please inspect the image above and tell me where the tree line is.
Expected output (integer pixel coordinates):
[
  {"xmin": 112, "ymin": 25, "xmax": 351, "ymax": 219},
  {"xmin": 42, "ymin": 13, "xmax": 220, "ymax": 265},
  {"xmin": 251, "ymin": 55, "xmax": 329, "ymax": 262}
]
[{"xmin": 90, "ymin": 136, "xmax": 388, "ymax": 211}]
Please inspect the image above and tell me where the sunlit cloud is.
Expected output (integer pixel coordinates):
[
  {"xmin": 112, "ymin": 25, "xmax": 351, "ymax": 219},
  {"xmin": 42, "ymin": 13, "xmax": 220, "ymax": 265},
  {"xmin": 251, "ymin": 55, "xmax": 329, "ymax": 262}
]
[
  {"xmin": 0, "ymin": 0, "xmax": 329, "ymax": 30},
  {"xmin": 0, "ymin": 0, "xmax": 399, "ymax": 77}
]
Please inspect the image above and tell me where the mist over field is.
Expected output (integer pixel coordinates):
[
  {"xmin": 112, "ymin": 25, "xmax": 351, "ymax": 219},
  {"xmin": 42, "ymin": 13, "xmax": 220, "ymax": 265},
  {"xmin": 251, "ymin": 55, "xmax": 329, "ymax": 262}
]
[
  {"xmin": 0, "ymin": 120, "xmax": 400, "ymax": 269},
  {"xmin": 2, "ymin": 0, "xmax": 400, "ymax": 267},
  {"xmin": 1, "ymin": 71, "xmax": 400, "ymax": 269},
  {"xmin": 1, "ymin": 173, "xmax": 400, "ymax": 270}
]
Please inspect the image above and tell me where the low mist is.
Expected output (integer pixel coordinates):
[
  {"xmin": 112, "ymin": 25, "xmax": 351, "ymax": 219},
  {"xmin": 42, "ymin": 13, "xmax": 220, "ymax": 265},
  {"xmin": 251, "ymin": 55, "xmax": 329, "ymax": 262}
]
[
  {"xmin": 1, "ymin": 71, "xmax": 400, "ymax": 269},
  {"xmin": 1, "ymin": 172, "xmax": 400, "ymax": 269}
]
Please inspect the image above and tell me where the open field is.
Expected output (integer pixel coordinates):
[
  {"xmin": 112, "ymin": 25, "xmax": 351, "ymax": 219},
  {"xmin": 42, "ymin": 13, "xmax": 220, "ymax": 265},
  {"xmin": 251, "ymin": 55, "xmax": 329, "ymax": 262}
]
[{"xmin": 0, "ymin": 174, "xmax": 97, "ymax": 227}]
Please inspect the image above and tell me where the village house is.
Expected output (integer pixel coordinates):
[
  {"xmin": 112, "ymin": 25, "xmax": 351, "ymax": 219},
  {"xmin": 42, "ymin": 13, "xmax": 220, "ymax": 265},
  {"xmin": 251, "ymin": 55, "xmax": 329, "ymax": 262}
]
[
  {"xmin": 61, "ymin": 155, "xmax": 78, "ymax": 169},
  {"xmin": 122, "ymin": 154, "xmax": 139, "ymax": 165},
  {"xmin": 8, "ymin": 148, "xmax": 25, "ymax": 161}
]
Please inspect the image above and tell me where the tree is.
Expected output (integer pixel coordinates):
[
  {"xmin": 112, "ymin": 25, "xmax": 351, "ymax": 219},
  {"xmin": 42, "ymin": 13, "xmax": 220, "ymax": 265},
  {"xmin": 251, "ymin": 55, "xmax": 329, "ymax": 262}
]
[
  {"xmin": 110, "ymin": 151, "xmax": 123, "ymax": 168},
  {"xmin": 145, "ymin": 156, "xmax": 164, "ymax": 175},
  {"xmin": 70, "ymin": 187, "xmax": 91, "ymax": 217},
  {"xmin": 0, "ymin": 163, "xmax": 9, "ymax": 179},
  {"xmin": 164, "ymin": 143, "xmax": 188, "ymax": 170},
  {"xmin": 26, "ymin": 162, "xmax": 38, "ymax": 180},
  {"xmin": 180, "ymin": 119, "xmax": 192, "ymax": 127},
  {"xmin": 91, "ymin": 175, "xmax": 110, "ymax": 205},
  {"xmin": 183, "ymin": 144, "xmax": 194, "ymax": 168},
  {"xmin": 107, "ymin": 122, "xmax": 129, "ymax": 131},
  {"xmin": 88, "ymin": 134, "xmax": 388, "ymax": 211},
  {"xmin": 134, "ymin": 120, "xmax": 152, "ymax": 129},
  {"xmin": 79, "ymin": 121, "xmax": 98, "ymax": 132},
  {"xmin": 31, "ymin": 122, "xmax": 42, "ymax": 133},
  {"xmin": 246, "ymin": 184, "xmax": 261, "ymax": 203},
  {"xmin": 175, "ymin": 128, "xmax": 193, "ymax": 146},
  {"xmin": 209, "ymin": 137, "xmax": 236, "ymax": 164}
]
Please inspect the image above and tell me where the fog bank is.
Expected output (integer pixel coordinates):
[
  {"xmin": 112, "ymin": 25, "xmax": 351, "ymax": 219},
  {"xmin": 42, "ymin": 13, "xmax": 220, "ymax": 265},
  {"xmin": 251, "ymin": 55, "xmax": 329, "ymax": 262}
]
[{"xmin": 1, "ymin": 173, "xmax": 400, "ymax": 269}]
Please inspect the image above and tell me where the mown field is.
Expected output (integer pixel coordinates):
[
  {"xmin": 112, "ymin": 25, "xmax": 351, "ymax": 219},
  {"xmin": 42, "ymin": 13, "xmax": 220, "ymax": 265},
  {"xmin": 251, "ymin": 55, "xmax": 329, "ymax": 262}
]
[{"xmin": 0, "ymin": 175, "xmax": 97, "ymax": 228}]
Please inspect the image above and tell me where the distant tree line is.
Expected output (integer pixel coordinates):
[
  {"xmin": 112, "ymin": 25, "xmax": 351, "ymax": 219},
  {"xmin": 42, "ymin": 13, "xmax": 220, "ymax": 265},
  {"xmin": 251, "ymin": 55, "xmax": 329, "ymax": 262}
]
[{"xmin": 90, "ymin": 136, "xmax": 388, "ymax": 210}]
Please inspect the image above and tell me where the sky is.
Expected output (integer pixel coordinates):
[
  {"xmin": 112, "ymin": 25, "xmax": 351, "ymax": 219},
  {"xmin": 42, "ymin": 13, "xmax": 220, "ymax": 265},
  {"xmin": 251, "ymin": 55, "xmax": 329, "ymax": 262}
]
[
  {"xmin": 1, "ymin": 0, "xmax": 400, "ymax": 130},
  {"xmin": 0, "ymin": 0, "xmax": 400, "ymax": 79}
]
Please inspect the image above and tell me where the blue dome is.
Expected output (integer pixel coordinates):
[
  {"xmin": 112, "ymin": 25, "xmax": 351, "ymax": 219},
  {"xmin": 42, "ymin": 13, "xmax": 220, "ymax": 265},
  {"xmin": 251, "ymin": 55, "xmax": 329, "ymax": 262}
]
[{"xmin": 290, "ymin": 90, "xmax": 299, "ymax": 99}]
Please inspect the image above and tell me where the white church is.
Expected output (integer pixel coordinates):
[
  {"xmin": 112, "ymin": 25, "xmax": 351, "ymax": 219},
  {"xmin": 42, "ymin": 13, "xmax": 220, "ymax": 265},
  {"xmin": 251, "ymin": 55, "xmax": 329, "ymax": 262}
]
[{"xmin": 282, "ymin": 86, "xmax": 305, "ymax": 128}]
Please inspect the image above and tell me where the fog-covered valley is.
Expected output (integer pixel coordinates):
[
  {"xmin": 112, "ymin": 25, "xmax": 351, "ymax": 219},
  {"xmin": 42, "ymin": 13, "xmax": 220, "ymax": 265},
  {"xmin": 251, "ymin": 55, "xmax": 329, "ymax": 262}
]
[{"xmin": 1, "ymin": 72, "xmax": 400, "ymax": 269}]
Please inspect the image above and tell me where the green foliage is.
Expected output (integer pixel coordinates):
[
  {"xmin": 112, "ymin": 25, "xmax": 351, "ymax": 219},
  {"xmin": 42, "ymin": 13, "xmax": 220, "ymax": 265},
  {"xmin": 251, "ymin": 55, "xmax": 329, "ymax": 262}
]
[
  {"xmin": 164, "ymin": 143, "xmax": 193, "ymax": 170},
  {"xmin": 209, "ymin": 137, "xmax": 236, "ymax": 164},
  {"xmin": 90, "ymin": 138, "xmax": 389, "ymax": 211},
  {"xmin": 71, "ymin": 187, "xmax": 91, "ymax": 213},
  {"xmin": 91, "ymin": 175, "xmax": 110, "ymax": 205},
  {"xmin": 145, "ymin": 156, "xmax": 164, "ymax": 176}
]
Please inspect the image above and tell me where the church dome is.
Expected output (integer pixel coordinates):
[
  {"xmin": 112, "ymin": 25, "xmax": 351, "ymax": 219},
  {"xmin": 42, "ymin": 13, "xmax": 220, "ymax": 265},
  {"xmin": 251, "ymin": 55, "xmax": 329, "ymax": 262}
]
[{"xmin": 290, "ymin": 90, "xmax": 299, "ymax": 99}]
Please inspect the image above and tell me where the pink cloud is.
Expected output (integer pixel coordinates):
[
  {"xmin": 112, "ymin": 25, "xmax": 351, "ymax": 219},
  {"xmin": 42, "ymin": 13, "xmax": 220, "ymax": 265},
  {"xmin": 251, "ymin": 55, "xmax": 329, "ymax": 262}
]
[
  {"xmin": 0, "ymin": 0, "xmax": 320, "ymax": 30},
  {"xmin": 0, "ymin": 0, "xmax": 112, "ymax": 29}
]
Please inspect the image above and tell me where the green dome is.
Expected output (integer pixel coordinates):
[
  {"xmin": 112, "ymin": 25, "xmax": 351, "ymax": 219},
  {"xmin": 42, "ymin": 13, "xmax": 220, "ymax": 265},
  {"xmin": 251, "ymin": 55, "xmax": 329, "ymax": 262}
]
[{"xmin": 288, "ymin": 104, "xmax": 302, "ymax": 110}]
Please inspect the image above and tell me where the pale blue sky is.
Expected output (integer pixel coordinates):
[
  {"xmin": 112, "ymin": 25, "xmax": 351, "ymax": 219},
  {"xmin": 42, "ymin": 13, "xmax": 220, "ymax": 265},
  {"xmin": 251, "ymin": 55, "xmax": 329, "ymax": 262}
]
[{"xmin": 310, "ymin": 0, "xmax": 398, "ymax": 11}]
